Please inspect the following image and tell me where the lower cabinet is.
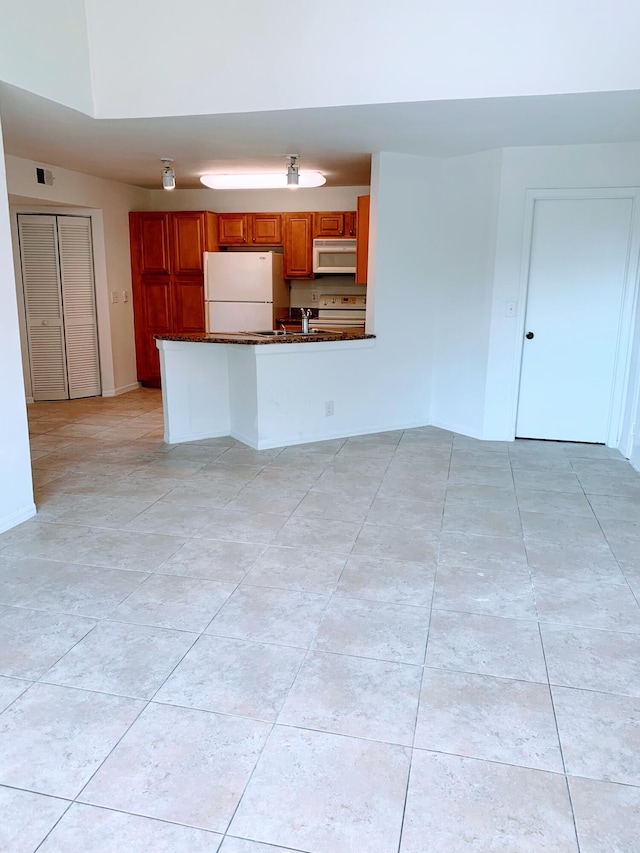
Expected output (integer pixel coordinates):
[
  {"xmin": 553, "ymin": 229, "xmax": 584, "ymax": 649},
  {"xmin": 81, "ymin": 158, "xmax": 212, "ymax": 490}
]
[{"xmin": 173, "ymin": 277, "xmax": 206, "ymax": 334}]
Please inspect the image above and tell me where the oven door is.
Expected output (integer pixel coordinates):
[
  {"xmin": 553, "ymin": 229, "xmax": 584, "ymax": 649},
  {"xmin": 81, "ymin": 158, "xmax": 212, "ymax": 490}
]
[{"xmin": 309, "ymin": 318, "xmax": 365, "ymax": 332}]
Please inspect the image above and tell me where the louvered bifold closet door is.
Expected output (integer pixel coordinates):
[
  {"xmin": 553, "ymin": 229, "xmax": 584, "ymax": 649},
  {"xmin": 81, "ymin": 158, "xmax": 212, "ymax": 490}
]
[
  {"xmin": 18, "ymin": 214, "xmax": 69, "ymax": 400},
  {"xmin": 57, "ymin": 216, "xmax": 101, "ymax": 398}
]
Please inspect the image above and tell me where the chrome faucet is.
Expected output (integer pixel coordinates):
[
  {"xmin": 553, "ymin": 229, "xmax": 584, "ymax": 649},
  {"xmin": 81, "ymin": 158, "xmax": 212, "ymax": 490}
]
[
  {"xmin": 279, "ymin": 322, "xmax": 287, "ymax": 335},
  {"xmin": 301, "ymin": 308, "xmax": 311, "ymax": 334}
]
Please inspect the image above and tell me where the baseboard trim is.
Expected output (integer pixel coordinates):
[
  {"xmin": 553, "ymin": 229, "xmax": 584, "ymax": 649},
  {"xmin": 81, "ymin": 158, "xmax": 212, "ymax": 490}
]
[
  {"xmin": 102, "ymin": 382, "xmax": 141, "ymax": 398},
  {"xmin": 429, "ymin": 418, "xmax": 485, "ymax": 440},
  {"xmin": 0, "ymin": 502, "xmax": 37, "ymax": 534},
  {"xmin": 164, "ymin": 428, "xmax": 231, "ymax": 445},
  {"xmin": 237, "ymin": 419, "xmax": 432, "ymax": 451}
]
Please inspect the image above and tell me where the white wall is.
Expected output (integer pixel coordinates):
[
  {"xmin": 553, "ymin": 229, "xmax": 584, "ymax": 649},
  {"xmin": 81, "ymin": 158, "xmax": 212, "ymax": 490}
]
[
  {"xmin": 366, "ymin": 152, "xmax": 440, "ymax": 425},
  {"xmin": 624, "ymin": 307, "xmax": 640, "ymax": 471},
  {"xmin": 149, "ymin": 186, "xmax": 368, "ymax": 213},
  {"xmin": 430, "ymin": 150, "xmax": 502, "ymax": 437},
  {"xmin": 84, "ymin": 0, "xmax": 640, "ymax": 119},
  {"xmin": 1, "ymin": 0, "xmax": 92, "ymax": 113},
  {"xmin": 6, "ymin": 155, "xmax": 151, "ymax": 395},
  {"xmin": 484, "ymin": 142, "xmax": 640, "ymax": 443},
  {"xmin": 0, "ymin": 117, "xmax": 35, "ymax": 532}
]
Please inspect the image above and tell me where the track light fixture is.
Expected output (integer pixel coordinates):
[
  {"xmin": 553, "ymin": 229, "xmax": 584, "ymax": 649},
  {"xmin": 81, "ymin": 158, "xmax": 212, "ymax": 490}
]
[
  {"xmin": 287, "ymin": 155, "xmax": 300, "ymax": 188},
  {"xmin": 161, "ymin": 158, "xmax": 175, "ymax": 190}
]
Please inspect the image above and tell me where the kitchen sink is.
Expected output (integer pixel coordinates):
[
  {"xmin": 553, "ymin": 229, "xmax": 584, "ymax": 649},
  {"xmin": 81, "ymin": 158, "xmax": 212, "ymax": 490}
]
[{"xmin": 245, "ymin": 329, "xmax": 337, "ymax": 338}]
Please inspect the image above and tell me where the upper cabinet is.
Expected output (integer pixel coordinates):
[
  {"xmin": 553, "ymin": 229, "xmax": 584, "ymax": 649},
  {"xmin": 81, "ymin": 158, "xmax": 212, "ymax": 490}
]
[
  {"xmin": 217, "ymin": 213, "xmax": 249, "ymax": 245},
  {"xmin": 283, "ymin": 213, "xmax": 314, "ymax": 279},
  {"xmin": 218, "ymin": 213, "xmax": 283, "ymax": 246},
  {"xmin": 356, "ymin": 195, "xmax": 370, "ymax": 285},
  {"xmin": 313, "ymin": 211, "xmax": 357, "ymax": 238},
  {"xmin": 137, "ymin": 213, "xmax": 171, "ymax": 275},
  {"xmin": 251, "ymin": 213, "xmax": 283, "ymax": 245},
  {"xmin": 172, "ymin": 211, "xmax": 214, "ymax": 273}
]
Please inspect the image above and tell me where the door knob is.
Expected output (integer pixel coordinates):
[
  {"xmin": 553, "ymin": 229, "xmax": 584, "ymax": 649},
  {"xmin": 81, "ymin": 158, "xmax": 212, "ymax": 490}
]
[{"xmin": 525, "ymin": 331, "xmax": 534, "ymax": 339}]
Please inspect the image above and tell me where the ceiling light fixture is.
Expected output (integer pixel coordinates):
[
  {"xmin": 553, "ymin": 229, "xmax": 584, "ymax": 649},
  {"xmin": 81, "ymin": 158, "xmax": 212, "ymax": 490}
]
[
  {"xmin": 161, "ymin": 158, "xmax": 175, "ymax": 190},
  {"xmin": 199, "ymin": 156, "xmax": 326, "ymax": 190}
]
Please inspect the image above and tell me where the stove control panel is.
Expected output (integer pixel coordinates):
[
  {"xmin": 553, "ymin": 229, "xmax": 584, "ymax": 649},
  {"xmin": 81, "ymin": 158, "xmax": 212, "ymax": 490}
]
[{"xmin": 318, "ymin": 295, "xmax": 367, "ymax": 308}]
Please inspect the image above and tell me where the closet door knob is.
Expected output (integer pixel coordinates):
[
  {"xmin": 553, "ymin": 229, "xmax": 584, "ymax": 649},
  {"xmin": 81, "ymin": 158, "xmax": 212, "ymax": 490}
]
[{"xmin": 525, "ymin": 331, "xmax": 534, "ymax": 340}]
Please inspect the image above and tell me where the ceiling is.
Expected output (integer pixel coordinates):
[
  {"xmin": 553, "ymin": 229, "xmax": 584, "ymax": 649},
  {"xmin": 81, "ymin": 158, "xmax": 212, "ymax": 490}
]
[{"xmin": 2, "ymin": 83, "xmax": 640, "ymax": 190}]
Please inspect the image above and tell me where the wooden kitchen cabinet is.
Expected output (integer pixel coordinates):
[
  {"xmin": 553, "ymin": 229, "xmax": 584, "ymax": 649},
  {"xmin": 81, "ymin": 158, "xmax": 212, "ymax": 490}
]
[
  {"xmin": 250, "ymin": 213, "xmax": 282, "ymax": 244},
  {"xmin": 172, "ymin": 276, "xmax": 206, "ymax": 334},
  {"xmin": 356, "ymin": 195, "xmax": 370, "ymax": 285},
  {"xmin": 137, "ymin": 213, "xmax": 171, "ymax": 274},
  {"xmin": 217, "ymin": 213, "xmax": 283, "ymax": 245},
  {"xmin": 172, "ymin": 212, "xmax": 214, "ymax": 273},
  {"xmin": 217, "ymin": 213, "xmax": 249, "ymax": 245},
  {"xmin": 345, "ymin": 211, "xmax": 357, "ymax": 237},
  {"xmin": 283, "ymin": 213, "xmax": 314, "ymax": 279},
  {"xmin": 129, "ymin": 210, "xmax": 216, "ymax": 386},
  {"xmin": 313, "ymin": 211, "xmax": 357, "ymax": 238}
]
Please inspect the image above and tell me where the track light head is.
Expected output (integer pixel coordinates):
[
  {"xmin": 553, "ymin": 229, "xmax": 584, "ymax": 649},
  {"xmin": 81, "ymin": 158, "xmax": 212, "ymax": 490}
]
[
  {"xmin": 161, "ymin": 158, "xmax": 175, "ymax": 190},
  {"xmin": 287, "ymin": 155, "xmax": 299, "ymax": 188}
]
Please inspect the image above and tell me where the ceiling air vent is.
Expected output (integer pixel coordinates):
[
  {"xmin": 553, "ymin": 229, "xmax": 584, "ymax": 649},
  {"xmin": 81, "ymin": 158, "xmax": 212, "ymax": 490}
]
[{"xmin": 35, "ymin": 167, "xmax": 54, "ymax": 186}]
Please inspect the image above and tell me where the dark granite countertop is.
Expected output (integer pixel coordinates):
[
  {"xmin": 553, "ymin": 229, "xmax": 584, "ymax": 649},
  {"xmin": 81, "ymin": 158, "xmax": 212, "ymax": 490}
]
[{"xmin": 155, "ymin": 331, "xmax": 375, "ymax": 345}]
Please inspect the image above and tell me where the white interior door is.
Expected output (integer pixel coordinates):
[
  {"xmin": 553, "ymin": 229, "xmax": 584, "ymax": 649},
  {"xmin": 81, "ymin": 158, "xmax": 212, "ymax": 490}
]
[
  {"xmin": 516, "ymin": 197, "xmax": 633, "ymax": 443},
  {"xmin": 18, "ymin": 214, "xmax": 101, "ymax": 401},
  {"xmin": 18, "ymin": 214, "xmax": 69, "ymax": 401},
  {"xmin": 58, "ymin": 217, "xmax": 101, "ymax": 398}
]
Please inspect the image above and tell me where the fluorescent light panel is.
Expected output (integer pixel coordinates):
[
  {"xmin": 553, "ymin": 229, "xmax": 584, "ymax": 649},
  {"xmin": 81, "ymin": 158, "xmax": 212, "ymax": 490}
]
[{"xmin": 200, "ymin": 171, "xmax": 326, "ymax": 189}]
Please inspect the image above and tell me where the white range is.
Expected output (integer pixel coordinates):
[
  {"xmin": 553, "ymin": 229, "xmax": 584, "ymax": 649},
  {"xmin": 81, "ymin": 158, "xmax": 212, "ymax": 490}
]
[{"xmin": 309, "ymin": 294, "xmax": 367, "ymax": 332}]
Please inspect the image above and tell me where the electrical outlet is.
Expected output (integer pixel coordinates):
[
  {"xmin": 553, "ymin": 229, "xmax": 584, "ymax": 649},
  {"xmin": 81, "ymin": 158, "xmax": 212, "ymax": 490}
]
[
  {"xmin": 311, "ymin": 291, "xmax": 319, "ymax": 303},
  {"xmin": 325, "ymin": 400, "xmax": 334, "ymax": 417},
  {"xmin": 111, "ymin": 291, "xmax": 119, "ymax": 304}
]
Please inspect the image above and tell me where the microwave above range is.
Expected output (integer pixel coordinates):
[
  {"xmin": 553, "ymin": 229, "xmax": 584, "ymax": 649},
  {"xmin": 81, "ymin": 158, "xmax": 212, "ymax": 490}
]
[{"xmin": 312, "ymin": 238, "xmax": 357, "ymax": 274}]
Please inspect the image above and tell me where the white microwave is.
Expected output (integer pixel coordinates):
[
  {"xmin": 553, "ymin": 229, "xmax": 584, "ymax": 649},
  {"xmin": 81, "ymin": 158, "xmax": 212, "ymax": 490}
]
[{"xmin": 312, "ymin": 238, "xmax": 357, "ymax": 274}]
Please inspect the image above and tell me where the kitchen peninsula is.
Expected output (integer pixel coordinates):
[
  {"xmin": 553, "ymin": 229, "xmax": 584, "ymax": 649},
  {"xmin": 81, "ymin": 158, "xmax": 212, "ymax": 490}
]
[{"xmin": 155, "ymin": 331, "xmax": 376, "ymax": 449}]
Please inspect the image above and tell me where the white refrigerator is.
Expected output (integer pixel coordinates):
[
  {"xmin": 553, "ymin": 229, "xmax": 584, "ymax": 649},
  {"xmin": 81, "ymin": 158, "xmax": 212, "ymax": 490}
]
[{"xmin": 204, "ymin": 251, "xmax": 289, "ymax": 332}]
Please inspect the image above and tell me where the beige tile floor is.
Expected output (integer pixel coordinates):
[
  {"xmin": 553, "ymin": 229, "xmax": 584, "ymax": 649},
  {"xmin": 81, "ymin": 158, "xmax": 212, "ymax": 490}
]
[{"xmin": 1, "ymin": 387, "xmax": 640, "ymax": 851}]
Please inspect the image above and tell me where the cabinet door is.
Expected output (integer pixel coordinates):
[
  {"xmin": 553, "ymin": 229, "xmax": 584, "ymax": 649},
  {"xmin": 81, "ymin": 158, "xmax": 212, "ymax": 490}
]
[
  {"xmin": 356, "ymin": 196, "xmax": 370, "ymax": 285},
  {"xmin": 251, "ymin": 213, "xmax": 282, "ymax": 245},
  {"xmin": 172, "ymin": 212, "xmax": 206, "ymax": 274},
  {"xmin": 131, "ymin": 212, "xmax": 171, "ymax": 274},
  {"xmin": 218, "ymin": 213, "xmax": 249, "ymax": 244},
  {"xmin": 134, "ymin": 276, "xmax": 172, "ymax": 384},
  {"xmin": 173, "ymin": 277, "xmax": 205, "ymax": 334},
  {"xmin": 345, "ymin": 211, "xmax": 357, "ymax": 237},
  {"xmin": 313, "ymin": 212, "xmax": 347, "ymax": 237},
  {"xmin": 284, "ymin": 214, "xmax": 314, "ymax": 279}
]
